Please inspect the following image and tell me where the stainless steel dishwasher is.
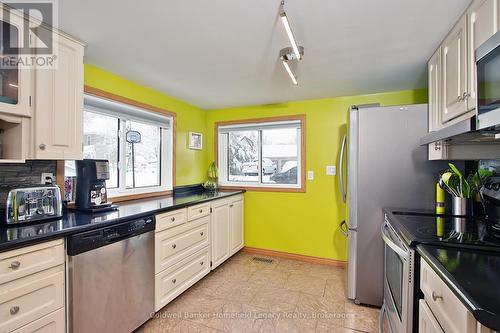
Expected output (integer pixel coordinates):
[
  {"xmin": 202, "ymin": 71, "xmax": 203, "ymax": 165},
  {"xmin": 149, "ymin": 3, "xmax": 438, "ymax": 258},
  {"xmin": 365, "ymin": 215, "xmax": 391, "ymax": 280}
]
[{"xmin": 67, "ymin": 216, "xmax": 155, "ymax": 333}]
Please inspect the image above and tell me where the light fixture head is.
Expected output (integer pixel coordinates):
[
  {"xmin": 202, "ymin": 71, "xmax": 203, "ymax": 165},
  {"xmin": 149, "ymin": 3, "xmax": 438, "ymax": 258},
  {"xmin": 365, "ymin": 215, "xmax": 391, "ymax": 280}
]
[{"xmin": 279, "ymin": 46, "xmax": 304, "ymax": 61}]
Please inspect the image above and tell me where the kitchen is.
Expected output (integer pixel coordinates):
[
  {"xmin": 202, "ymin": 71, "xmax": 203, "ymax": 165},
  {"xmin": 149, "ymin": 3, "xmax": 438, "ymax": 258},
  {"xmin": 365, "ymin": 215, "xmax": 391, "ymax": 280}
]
[{"xmin": 0, "ymin": 0, "xmax": 500, "ymax": 332}]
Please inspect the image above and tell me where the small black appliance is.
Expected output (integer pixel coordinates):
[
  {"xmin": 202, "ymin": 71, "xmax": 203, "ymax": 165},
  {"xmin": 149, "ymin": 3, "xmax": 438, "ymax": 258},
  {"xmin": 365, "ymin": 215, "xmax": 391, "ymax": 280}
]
[{"xmin": 74, "ymin": 159, "xmax": 117, "ymax": 212}]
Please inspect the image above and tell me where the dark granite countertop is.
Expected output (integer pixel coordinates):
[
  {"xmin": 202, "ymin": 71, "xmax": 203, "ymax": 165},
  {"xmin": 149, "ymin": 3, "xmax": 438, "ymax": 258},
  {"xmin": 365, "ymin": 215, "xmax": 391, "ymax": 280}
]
[
  {"xmin": 417, "ymin": 245, "xmax": 500, "ymax": 331},
  {"xmin": 0, "ymin": 190, "xmax": 244, "ymax": 253}
]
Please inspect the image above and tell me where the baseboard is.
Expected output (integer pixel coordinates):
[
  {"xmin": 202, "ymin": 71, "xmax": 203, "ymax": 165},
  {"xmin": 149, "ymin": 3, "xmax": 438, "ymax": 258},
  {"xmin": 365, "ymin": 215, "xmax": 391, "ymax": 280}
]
[{"xmin": 241, "ymin": 246, "xmax": 347, "ymax": 268}]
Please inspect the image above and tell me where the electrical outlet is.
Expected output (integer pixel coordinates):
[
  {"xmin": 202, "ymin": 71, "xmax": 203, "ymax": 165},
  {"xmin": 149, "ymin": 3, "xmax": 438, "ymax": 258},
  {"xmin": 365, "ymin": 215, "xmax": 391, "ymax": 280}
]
[
  {"xmin": 326, "ymin": 165, "xmax": 336, "ymax": 176},
  {"xmin": 41, "ymin": 173, "xmax": 54, "ymax": 184},
  {"xmin": 307, "ymin": 170, "xmax": 314, "ymax": 180}
]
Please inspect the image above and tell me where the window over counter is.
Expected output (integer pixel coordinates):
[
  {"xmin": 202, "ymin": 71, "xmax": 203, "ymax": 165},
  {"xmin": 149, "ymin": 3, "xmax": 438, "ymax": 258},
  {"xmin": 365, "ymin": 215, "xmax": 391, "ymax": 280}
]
[
  {"xmin": 64, "ymin": 92, "xmax": 174, "ymax": 201},
  {"xmin": 216, "ymin": 115, "xmax": 305, "ymax": 192}
]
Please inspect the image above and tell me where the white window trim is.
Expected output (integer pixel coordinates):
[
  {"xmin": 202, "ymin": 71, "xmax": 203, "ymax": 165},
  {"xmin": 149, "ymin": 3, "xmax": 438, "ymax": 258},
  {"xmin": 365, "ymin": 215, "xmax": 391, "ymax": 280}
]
[
  {"xmin": 83, "ymin": 94, "xmax": 174, "ymax": 198},
  {"xmin": 217, "ymin": 119, "xmax": 303, "ymax": 190}
]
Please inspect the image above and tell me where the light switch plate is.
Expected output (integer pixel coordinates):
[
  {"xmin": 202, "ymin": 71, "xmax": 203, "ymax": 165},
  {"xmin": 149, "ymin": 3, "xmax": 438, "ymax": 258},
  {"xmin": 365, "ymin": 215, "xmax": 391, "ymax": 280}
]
[
  {"xmin": 41, "ymin": 173, "xmax": 54, "ymax": 184},
  {"xmin": 326, "ymin": 165, "xmax": 336, "ymax": 176},
  {"xmin": 307, "ymin": 170, "xmax": 314, "ymax": 180}
]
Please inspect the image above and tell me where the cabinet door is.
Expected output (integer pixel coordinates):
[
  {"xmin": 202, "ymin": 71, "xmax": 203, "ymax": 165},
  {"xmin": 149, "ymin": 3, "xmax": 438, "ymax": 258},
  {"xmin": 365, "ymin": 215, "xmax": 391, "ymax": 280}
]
[
  {"xmin": 428, "ymin": 48, "xmax": 442, "ymax": 132},
  {"xmin": 211, "ymin": 202, "xmax": 230, "ymax": 269},
  {"xmin": 442, "ymin": 15, "xmax": 468, "ymax": 123},
  {"xmin": 34, "ymin": 32, "xmax": 84, "ymax": 159},
  {"xmin": 418, "ymin": 300, "xmax": 444, "ymax": 333},
  {"xmin": 467, "ymin": 0, "xmax": 498, "ymax": 110},
  {"xmin": 229, "ymin": 199, "xmax": 244, "ymax": 255},
  {"xmin": 0, "ymin": 8, "xmax": 33, "ymax": 117}
]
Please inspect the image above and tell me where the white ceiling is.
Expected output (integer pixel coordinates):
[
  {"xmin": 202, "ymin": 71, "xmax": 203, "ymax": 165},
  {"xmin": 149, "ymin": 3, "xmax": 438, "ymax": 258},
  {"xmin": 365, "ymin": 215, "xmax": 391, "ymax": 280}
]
[{"xmin": 59, "ymin": 0, "xmax": 471, "ymax": 109}]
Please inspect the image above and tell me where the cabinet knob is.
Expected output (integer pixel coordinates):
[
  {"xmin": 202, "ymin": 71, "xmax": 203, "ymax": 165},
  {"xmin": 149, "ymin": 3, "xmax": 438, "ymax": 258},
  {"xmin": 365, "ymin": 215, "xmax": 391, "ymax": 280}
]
[
  {"xmin": 200, "ymin": 232, "xmax": 204, "ymax": 236},
  {"xmin": 170, "ymin": 217, "xmax": 175, "ymax": 222},
  {"xmin": 457, "ymin": 95, "xmax": 463, "ymax": 102},
  {"xmin": 172, "ymin": 244, "xmax": 176, "ymax": 249},
  {"xmin": 462, "ymin": 92, "xmax": 470, "ymax": 100},
  {"xmin": 8, "ymin": 261, "xmax": 21, "ymax": 270},
  {"xmin": 38, "ymin": 144, "xmax": 46, "ymax": 150},
  {"xmin": 431, "ymin": 291, "xmax": 443, "ymax": 302},
  {"xmin": 172, "ymin": 279, "xmax": 176, "ymax": 284},
  {"xmin": 200, "ymin": 261, "xmax": 204, "ymax": 265},
  {"xmin": 229, "ymin": 204, "xmax": 234, "ymax": 207},
  {"xmin": 199, "ymin": 209, "xmax": 203, "ymax": 213},
  {"xmin": 10, "ymin": 306, "xmax": 19, "ymax": 315}
]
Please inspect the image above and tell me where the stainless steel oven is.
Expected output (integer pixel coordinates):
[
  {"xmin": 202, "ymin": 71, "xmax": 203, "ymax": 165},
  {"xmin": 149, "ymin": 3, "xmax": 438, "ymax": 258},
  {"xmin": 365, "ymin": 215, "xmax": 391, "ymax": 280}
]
[
  {"xmin": 380, "ymin": 215, "xmax": 414, "ymax": 333},
  {"xmin": 476, "ymin": 30, "xmax": 500, "ymax": 130}
]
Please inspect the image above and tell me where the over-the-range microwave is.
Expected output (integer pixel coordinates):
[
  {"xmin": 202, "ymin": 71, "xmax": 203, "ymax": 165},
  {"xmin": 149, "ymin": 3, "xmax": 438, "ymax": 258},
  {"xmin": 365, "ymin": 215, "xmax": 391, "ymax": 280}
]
[{"xmin": 476, "ymin": 29, "xmax": 500, "ymax": 131}]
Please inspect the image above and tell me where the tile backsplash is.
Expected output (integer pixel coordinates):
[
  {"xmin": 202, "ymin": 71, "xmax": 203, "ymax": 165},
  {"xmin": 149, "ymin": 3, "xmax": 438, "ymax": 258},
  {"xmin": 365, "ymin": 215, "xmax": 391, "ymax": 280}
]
[{"xmin": 0, "ymin": 160, "xmax": 56, "ymax": 202}]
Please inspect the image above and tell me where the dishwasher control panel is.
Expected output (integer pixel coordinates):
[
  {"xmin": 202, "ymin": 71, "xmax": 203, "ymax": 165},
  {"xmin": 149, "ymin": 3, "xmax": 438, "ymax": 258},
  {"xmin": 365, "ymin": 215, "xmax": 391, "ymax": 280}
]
[{"xmin": 67, "ymin": 216, "xmax": 155, "ymax": 256}]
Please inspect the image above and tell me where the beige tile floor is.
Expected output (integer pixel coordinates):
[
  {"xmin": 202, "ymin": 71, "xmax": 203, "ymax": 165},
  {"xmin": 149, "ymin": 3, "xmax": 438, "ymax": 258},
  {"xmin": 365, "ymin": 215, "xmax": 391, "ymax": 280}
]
[{"xmin": 136, "ymin": 252, "xmax": 380, "ymax": 333}]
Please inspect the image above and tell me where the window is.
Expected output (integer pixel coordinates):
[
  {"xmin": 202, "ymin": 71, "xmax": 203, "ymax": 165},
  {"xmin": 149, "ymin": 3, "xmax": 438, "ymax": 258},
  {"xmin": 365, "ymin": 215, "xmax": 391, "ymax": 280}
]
[
  {"xmin": 65, "ymin": 94, "xmax": 173, "ymax": 200},
  {"xmin": 217, "ymin": 116, "xmax": 305, "ymax": 191}
]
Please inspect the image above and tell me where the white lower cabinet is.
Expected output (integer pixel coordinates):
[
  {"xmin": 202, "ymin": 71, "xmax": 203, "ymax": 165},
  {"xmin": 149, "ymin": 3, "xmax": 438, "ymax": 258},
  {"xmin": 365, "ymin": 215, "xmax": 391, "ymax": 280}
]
[
  {"xmin": 153, "ymin": 195, "xmax": 245, "ymax": 311},
  {"xmin": 155, "ymin": 247, "xmax": 210, "ymax": 311},
  {"xmin": 155, "ymin": 216, "xmax": 210, "ymax": 273},
  {"xmin": 211, "ymin": 195, "xmax": 244, "ymax": 270},
  {"xmin": 11, "ymin": 307, "xmax": 65, "ymax": 333},
  {"xmin": 419, "ymin": 300, "xmax": 444, "ymax": 333},
  {"xmin": 210, "ymin": 200, "xmax": 231, "ymax": 269},
  {"xmin": 0, "ymin": 239, "xmax": 65, "ymax": 333},
  {"xmin": 229, "ymin": 198, "xmax": 244, "ymax": 255},
  {"xmin": 419, "ymin": 260, "xmax": 495, "ymax": 333}
]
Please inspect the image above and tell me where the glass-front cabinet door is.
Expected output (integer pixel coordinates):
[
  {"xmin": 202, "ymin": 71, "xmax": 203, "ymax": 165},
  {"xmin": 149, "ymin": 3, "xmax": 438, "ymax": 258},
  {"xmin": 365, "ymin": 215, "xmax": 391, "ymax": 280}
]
[{"xmin": 0, "ymin": 7, "xmax": 32, "ymax": 117}]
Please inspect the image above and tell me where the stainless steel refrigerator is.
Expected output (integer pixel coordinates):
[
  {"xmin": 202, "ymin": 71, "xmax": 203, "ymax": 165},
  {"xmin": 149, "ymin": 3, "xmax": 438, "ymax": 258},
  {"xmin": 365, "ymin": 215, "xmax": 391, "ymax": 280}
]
[{"xmin": 338, "ymin": 104, "xmax": 446, "ymax": 307}]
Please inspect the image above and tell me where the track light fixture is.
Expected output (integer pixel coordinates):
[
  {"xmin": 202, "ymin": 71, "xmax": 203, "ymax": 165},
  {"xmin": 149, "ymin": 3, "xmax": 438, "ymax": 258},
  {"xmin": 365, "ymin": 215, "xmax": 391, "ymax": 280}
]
[{"xmin": 279, "ymin": 1, "xmax": 304, "ymax": 85}]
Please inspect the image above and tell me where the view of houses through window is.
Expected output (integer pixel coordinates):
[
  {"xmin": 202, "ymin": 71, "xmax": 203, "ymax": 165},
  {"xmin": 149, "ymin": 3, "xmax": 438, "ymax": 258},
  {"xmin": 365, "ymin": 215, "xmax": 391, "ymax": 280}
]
[{"xmin": 218, "ymin": 119, "xmax": 302, "ymax": 188}]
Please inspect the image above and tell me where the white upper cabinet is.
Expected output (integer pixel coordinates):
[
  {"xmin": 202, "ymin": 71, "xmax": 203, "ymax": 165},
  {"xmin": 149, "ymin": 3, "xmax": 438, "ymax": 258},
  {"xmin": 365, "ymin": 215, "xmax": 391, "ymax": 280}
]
[
  {"xmin": 467, "ymin": 0, "xmax": 498, "ymax": 111},
  {"xmin": 33, "ymin": 28, "xmax": 84, "ymax": 160},
  {"xmin": 428, "ymin": 48, "xmax": 448, "ymax": 160},
  {"xmin": 428, "ymin": 48, "xmax": 442, "ymax": 132},
  {"xmin": 441, "ymin": 15, "xmax": 468, "ymax": 124},
  {"xmin": 0, "ymin": 7, "xmax": 33, "ymax": 117}
]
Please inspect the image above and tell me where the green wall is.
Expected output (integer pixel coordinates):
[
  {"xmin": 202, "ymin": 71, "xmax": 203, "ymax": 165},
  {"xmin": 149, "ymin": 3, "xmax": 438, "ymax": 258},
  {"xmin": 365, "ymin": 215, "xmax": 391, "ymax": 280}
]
[
  {"xmin": 84, "ymin": 63, "xmax": 427, "ymax": 261},
  {"xmin": 206, "ymin": 89, "xmax": 427, "ymax": 261},
  {"xmin": 84, "ymin": 64, "xmax": 208, "ymax": 186}
]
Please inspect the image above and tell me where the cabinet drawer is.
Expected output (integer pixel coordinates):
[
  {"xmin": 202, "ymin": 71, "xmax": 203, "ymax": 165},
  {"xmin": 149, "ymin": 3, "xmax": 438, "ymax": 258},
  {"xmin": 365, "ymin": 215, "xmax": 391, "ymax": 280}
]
[
  {"xmin": 187, "ymin": 203, "xmax": 210, "ymax": 221},
  {"xmin": 155, "ymin": 247, "xmax": 210, "ymax": 311},
  {"xmin": 155, "ymin": 216, "xmax": 209, "ymax": 273},
  {"xmin": 0, "ymin": 239, "xmax": 64, "ymax": 284},
  {"xmin": 0, "ymin": 265, "xmax": 65, "ymax": 332},
  {"xmin": 12, "ymin": 307, "xmax": 65, "ymax": 333},
  {"xmin": 156, "ymin": 209, "xmax": 187, "ymax": 232},
  {"xmin": 419, "ymin": 299, "xmax": 444, "ymax": 333},
  {"xmin": 420, "ymin": 260, "xmax": 475, "ymax": 333}
]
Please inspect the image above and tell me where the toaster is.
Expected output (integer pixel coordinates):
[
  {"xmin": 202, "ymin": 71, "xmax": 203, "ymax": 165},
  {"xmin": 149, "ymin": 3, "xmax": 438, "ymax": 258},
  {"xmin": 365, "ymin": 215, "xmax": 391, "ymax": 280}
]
[{"xmin": 3, "ymin": 186, "xmax": 62, "ymax": 224}]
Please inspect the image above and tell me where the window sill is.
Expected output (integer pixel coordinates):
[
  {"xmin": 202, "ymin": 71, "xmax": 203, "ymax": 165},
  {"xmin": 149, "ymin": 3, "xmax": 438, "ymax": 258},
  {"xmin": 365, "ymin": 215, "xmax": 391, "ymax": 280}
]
[
  {"xmin": 109, "ymin": 189, "xmax": 173, "ymax": 203},
  {"xmin": 218, "ymin": 185, "xmax": 305, "ymax": 193}
]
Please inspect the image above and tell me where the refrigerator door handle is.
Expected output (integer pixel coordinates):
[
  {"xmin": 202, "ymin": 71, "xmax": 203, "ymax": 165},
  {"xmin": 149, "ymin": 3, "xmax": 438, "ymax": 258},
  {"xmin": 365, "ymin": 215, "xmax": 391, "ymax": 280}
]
[
  {"xmin": 339, "ymin": 134, "xmax": 347, "ymax": 203},
  {"xmin": 339, "ymin": 220, "xmax": 348, "ymax": 237}
]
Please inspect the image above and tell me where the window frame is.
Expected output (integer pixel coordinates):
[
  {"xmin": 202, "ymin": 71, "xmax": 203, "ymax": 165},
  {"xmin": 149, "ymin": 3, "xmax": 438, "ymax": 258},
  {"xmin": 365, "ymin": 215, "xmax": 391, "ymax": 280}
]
[
  {"xmin": 60, "ymin": 86, "xmax": 177, "ymax": 202},
  {"xmin": 215, "ymin": 115, "xmax": 306, "ymax": 193}
]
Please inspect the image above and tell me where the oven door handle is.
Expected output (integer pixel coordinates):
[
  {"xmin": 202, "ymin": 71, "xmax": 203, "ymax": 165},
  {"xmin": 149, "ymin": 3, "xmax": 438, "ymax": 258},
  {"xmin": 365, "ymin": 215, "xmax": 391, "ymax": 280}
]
[{"xmin": 381, "ymin": 222, "xmax": 409, "ymax": 260}]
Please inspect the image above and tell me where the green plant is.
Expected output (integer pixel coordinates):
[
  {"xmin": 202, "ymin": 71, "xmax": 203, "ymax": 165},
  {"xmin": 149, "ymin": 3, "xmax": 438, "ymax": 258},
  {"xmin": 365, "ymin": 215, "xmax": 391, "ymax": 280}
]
[
  {"xmin": 439, "ymin": 163, "xmax": 493, "ymax": 198},
  {"xmin": 203, "ymin": 161, "xmax": 218, "ymax": 191}
]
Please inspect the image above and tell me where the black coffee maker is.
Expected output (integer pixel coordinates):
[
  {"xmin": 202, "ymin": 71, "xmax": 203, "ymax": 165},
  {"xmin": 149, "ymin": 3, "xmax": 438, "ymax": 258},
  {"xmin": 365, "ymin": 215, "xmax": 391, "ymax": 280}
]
[{"xmin": 75, "ymin": 159, "xmax": 117, "ymax": 212}]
